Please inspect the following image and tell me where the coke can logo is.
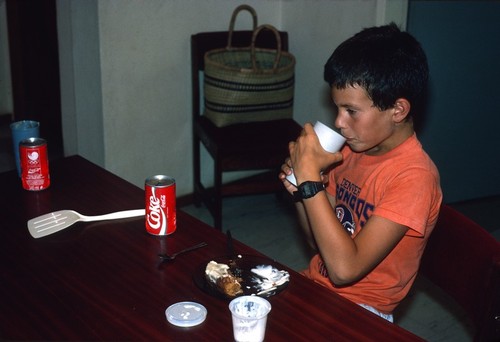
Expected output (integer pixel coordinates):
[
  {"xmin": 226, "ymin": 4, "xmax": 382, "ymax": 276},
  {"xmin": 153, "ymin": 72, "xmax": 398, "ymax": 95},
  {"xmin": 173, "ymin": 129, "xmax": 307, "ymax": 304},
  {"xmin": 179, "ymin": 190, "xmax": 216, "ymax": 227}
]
[
  {"xmin": 28, "ymin": 167, "xmax": 41, "ymax": 174},
  {"xmin": 147, "ymin": 188, "xmax": 167, "ymax": 234}
]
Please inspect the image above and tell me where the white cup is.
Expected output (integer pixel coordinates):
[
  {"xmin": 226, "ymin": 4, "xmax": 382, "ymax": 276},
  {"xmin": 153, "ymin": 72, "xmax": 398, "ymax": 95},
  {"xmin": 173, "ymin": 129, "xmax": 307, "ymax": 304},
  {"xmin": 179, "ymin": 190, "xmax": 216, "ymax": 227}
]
[
  {"xmin": 229, "ymin": 296, "xmax": 271, "ymax": 342},
  {"xmin": 286, "ymin": 121, "xmax": 346, "ymax": 186}
]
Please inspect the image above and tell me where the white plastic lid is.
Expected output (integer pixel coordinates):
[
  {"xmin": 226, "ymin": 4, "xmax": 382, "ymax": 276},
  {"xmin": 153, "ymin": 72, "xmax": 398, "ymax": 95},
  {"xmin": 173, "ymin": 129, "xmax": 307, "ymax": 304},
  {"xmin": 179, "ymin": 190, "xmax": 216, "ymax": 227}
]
[{"xmin": 165, "ymin": 301, "xmax": 207, "ymax": 327}]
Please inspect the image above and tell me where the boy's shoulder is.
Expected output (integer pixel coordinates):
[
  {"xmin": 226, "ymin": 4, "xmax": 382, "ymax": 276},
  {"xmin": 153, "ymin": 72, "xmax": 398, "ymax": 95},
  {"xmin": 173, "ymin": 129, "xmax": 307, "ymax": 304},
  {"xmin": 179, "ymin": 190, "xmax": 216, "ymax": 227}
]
[{"xmin": 345, "ymin": 134, "xmax": 435, "ymax": 169}]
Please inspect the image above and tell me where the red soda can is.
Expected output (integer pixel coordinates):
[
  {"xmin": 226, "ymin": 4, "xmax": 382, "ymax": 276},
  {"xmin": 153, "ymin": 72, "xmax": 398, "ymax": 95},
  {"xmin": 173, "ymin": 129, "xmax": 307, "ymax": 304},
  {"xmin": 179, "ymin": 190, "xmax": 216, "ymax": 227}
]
[
  {"xmin": 20, "ymin": 137, "xmax": 50, "ymax": 191},
  {"xmin": 145, "ymin": 175, "xmax": 176, "ymax": 235}
]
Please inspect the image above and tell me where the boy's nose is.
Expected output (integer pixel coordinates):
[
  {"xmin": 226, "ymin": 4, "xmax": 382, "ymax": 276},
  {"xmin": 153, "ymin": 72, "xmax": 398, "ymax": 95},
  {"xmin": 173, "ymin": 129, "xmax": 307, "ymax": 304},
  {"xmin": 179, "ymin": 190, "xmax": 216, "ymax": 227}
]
[{"xmin": 334, "ymin": 113, "xmax": 345, "ymax": 130}]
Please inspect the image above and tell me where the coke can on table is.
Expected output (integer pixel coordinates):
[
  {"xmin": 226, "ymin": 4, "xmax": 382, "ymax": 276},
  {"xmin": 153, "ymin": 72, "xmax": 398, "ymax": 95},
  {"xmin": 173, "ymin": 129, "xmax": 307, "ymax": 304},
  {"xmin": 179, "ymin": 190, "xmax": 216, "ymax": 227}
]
[
  {"xmin": 20, "ymin": 137, "xmax": 50, "ymax": 191},
  {"xmin": 145, "ymin": 175, "xmax": 176, "ymax": 236}
]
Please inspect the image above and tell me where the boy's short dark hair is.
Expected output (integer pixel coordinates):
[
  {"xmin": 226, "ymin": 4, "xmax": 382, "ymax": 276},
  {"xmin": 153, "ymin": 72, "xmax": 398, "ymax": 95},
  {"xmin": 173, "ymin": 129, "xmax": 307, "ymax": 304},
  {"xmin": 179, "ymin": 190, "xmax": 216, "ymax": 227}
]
[{"xmin": 324, "ymin": 23, "xmax": 428, "ymax": 111}]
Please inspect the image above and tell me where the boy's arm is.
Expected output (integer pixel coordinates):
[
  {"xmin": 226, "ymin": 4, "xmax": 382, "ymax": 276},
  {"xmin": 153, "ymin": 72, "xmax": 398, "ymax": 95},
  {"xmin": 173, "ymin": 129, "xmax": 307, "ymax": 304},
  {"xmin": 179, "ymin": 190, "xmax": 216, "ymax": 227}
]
[{"xmin": 302, "ymin": 192, "xmax": 408, "ymax": 286}]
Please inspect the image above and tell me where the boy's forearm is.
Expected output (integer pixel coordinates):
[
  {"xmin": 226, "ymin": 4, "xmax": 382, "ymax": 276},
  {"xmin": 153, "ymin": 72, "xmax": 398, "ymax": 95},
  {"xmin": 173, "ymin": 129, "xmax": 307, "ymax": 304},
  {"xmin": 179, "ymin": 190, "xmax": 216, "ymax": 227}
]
[{"xmin": 295, "ymin": 190, "xmax": 337, "ymax": 250}]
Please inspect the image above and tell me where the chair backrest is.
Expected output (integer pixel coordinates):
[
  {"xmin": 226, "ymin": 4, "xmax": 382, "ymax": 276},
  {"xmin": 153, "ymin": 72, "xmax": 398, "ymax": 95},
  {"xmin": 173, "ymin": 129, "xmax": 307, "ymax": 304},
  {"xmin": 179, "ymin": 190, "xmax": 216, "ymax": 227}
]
[
  {"xmin": 420, "ymin": 204, "xmax": 500, "ymax": 341},
  {"xmin": 190, "ymin": 30, "xmax": 289, "ymax": 119}
]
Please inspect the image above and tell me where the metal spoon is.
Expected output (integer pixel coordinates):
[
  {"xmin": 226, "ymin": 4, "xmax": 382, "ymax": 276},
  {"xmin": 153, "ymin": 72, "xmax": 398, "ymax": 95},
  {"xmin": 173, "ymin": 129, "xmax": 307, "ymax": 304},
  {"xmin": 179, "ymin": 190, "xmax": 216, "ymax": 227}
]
[{"xmin": 158, "ymin": 242, "xmax": 208, "ymax": 262}]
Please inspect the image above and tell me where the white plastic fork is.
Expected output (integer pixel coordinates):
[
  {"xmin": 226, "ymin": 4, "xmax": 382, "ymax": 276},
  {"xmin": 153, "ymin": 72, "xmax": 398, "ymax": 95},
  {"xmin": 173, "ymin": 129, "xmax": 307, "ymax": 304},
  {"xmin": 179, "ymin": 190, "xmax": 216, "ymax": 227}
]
[{"xmin": 27, "ymin": 209, "xmax": 145, "ymax": 238}]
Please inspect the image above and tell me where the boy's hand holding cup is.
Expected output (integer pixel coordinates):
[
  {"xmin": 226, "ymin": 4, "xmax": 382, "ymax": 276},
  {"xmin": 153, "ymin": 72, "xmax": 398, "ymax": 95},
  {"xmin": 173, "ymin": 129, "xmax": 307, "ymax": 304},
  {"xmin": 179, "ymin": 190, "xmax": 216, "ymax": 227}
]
[{"xmin": 286, "ymin": 121, "xmax": 346, "ymax": 186}]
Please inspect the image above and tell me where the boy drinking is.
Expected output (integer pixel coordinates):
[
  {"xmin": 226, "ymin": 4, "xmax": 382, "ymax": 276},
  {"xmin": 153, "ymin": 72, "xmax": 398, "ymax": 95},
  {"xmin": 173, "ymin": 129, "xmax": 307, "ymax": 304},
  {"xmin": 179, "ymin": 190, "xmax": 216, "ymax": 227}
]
[{"xmin": 280, "ymin": 23, "xmax": 442, "ymax": 321}]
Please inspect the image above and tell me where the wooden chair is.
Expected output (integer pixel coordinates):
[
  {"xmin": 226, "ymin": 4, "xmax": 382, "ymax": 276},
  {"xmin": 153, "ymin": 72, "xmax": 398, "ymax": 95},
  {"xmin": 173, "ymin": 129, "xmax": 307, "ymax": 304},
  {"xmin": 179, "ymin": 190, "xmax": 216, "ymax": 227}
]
[
  {"xmin": 419, "ymin": 204, "xmax": 500, "ymax": 341},
  {"xmin": 191, "ymin": 30, "xmax": 302, "ymax": 230}
]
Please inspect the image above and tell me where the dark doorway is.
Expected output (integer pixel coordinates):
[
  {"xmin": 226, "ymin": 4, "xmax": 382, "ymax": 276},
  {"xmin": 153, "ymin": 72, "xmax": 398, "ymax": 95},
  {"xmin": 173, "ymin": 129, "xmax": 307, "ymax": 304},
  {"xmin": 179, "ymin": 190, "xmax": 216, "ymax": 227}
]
[{"xmin": 6, "ymin": 0, "xmax": 62, "ymax": 153}]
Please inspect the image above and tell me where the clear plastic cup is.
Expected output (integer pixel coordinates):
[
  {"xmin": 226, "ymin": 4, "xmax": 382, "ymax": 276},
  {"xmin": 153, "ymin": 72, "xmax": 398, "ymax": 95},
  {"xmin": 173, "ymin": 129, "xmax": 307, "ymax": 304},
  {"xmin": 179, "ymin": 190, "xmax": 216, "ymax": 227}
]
[{"xmin": 229, "ymin": 296, "xmax": 271, "ymax": 342}]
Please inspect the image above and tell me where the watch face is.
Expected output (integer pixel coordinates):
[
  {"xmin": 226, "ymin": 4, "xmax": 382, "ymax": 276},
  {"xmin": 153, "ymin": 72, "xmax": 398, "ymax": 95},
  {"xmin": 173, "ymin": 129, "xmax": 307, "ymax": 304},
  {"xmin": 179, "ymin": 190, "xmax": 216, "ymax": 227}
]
[
  {"xmin": 302, "ymin": 183, "xmax": 314, "ymax": 198},
  {"xmin": 299, "ymin": 181, "xmax": 324, "ymax": 199}
]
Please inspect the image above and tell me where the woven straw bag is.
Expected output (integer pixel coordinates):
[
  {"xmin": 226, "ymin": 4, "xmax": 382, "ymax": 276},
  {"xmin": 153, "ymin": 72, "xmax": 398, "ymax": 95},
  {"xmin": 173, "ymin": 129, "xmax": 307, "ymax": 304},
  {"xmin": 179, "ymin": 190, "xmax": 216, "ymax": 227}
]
[{"xmin": 204, "ymin": 5, "xmax": 295, "ymax": 127}]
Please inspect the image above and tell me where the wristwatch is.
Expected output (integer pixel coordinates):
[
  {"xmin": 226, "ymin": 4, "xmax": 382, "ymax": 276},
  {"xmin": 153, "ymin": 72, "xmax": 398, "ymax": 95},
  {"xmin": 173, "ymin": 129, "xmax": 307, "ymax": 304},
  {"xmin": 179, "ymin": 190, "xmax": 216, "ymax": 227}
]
[{"xmin": 293, "ymin": 181, "xmax": 325, "ymax": 201}]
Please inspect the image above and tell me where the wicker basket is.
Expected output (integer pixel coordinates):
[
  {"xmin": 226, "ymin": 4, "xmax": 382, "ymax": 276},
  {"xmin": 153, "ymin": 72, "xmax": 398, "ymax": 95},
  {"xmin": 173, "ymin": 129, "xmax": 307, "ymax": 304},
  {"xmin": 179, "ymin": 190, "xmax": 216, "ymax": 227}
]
[{"xmin": 203, "ymin": 6, "xmax": 295, "ymax": 127}]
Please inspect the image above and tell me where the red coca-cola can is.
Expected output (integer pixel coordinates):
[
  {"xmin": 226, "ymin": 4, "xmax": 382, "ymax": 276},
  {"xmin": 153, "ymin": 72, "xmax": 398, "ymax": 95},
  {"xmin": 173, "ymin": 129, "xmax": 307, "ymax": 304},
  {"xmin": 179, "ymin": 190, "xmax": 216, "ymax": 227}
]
[
  {"xmin": 20, "ymin": 137, "xmax": 50, "ymax": 191},
  {"xmin": 145, "ymin": 175, "xmax": 176, "ymax": 236}
]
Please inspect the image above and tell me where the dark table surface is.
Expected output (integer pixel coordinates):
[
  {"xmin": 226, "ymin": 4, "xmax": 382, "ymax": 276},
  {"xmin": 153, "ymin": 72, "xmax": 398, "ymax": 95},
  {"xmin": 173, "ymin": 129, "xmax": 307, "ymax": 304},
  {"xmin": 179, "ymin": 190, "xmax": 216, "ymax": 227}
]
[{"xmin": 0, "ymin": 155, "xmax": 423, "ymax": 341}]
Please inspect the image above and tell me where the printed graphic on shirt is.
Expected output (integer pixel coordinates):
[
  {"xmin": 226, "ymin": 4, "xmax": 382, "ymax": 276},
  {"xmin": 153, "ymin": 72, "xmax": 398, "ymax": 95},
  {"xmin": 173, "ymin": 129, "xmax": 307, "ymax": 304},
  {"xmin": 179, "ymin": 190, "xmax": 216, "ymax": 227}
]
[
  {"xmin": 336, "ymin": 205, "xmax": 355, "ymax": 235},
  {"xmin": 336, "ymin": 178, "xmax": 374, "ymax": 229},
  {"xmin": 318, "ymin": 177, "xmax": 375, "ymax": 279}
]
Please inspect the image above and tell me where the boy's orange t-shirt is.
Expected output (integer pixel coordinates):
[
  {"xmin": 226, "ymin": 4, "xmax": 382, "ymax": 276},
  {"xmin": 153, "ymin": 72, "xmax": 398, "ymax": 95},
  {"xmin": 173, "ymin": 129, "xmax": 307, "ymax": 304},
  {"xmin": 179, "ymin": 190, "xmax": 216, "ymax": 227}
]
[{"xmin": 302, "ymin": 134, "xmax": 442, "ymax": 314}]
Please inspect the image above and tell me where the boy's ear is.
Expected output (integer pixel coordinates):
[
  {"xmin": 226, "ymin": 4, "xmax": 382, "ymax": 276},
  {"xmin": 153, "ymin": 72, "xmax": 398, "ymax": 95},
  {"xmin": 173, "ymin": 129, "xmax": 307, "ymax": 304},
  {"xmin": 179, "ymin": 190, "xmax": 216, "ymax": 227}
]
[{"xmin": 392, "ymin": 98, "xmax": 411, "ymax": 123}]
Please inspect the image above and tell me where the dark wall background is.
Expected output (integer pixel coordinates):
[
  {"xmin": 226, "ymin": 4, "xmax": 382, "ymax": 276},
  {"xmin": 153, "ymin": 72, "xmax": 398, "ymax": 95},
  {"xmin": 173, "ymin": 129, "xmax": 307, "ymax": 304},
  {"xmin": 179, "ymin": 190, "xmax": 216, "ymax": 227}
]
[
  {"xmin": 407, "ymin": 0, "xmax": 500, "ymax": 203},
  {"xmin": 6, "ymin": 0, "xmax": 62, "ymax": 152}
]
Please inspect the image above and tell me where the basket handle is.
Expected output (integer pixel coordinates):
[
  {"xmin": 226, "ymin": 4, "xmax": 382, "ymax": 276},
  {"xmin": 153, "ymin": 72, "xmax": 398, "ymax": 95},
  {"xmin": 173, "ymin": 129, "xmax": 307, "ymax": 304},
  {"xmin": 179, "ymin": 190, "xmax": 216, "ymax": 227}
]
[
  {"xmin": 251, "ymin": 24, "xmax": 282, "ymax": 71},
  {"xmin": 227, "ymin": 5, "xmax": 258, "ymax": 49}
]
